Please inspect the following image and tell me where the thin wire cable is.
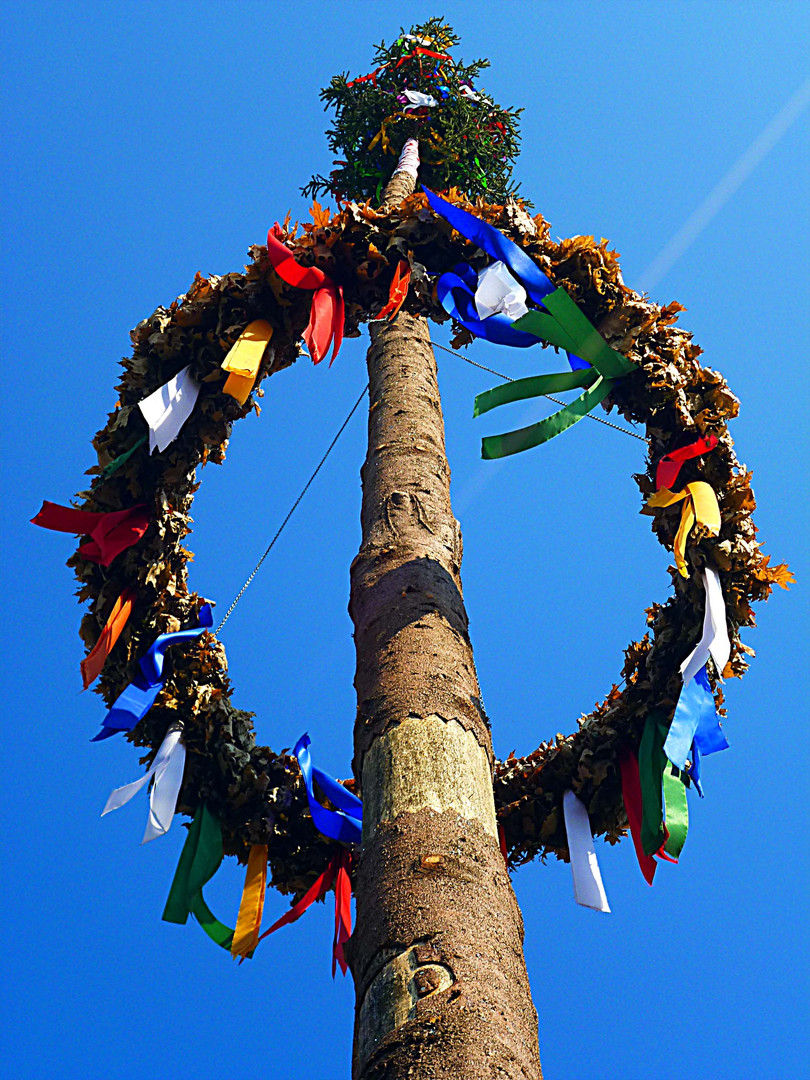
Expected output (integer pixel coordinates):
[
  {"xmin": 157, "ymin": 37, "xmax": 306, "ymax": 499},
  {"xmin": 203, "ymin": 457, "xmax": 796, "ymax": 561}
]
[
  {"xmin": 214, "ymin": 383, "xmax": 369, "ymax": 635},
  {"xmin": 430, "ymin": 338, "xmax": 648, "ymax": 442}
]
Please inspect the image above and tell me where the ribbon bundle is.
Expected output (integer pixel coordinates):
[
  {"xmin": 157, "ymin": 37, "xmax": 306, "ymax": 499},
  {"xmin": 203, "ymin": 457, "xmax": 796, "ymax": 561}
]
[
  {"xmin": 31, "ymin": 502, "xmax": 149, "ymax": 567},
  {"xmin": 423, "ymin": 187, "xmax": 636, "ymax": 456},
  {"xmin": 265, "ymin": 229, "xmax": 344, "ymax": 365},
  {"xmin": 160, "ymin": 735, "xmax": 360, "ymax": 975}
]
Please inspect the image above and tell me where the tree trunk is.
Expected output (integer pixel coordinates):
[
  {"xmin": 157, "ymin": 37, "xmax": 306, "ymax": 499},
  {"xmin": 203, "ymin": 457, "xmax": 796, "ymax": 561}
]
[{"xmin": 346, "ymin": 167, "xmax": 543, "ymax": 1079}]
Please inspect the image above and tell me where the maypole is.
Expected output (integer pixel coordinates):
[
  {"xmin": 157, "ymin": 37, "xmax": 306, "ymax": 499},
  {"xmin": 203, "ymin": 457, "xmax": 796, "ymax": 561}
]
[{"xmin": 33, "ymin": 17, "xmax": 791, "ymax": 1080}]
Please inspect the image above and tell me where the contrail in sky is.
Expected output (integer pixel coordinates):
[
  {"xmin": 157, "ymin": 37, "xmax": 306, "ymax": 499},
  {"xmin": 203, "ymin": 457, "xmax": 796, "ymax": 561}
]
[{"xmin": 638, "ymin": 76, "xmax": 810, "ymax": 292}]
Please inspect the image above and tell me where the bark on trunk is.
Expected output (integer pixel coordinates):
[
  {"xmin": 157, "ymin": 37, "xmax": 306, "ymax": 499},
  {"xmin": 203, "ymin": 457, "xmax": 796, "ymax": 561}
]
[{"xmin": 346, "ymin": 167, "xmax": 542, "ymax": 1080}]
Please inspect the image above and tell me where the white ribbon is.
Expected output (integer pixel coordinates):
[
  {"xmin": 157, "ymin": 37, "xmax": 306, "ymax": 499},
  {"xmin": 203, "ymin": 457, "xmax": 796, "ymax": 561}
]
[
  {"xmin": 393, "ymin": 137, "xmax": 420, "ymax": 179},
  {"xmin": 138, "ymin": 365, "xmax": 201, "ymax": 454},
  {"xmin": 474, "ymin": 261, "xmax": 529, "ymax": 321},
  {"xmin": 680, "ymin": 567, "xmax": 730, "ymax": 686},
  {"xmin": 402, "ymin": 90, "xmax": 438, "ymax": 110},
  {"xmin": 101, "ymin": 723, "xmax": 186, "ymax": 843},
  {"xmin": 562, "ymin": 790, "xmax": 611, "ymax": 913},
  {"xmin": 459, "ymin": 84, "xmax": 481, "ymax": 102}
]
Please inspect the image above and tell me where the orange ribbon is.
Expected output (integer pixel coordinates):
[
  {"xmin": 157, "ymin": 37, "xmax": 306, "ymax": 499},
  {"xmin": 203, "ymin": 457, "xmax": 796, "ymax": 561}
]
[
  {"xmin": 376, "ymin": 260, "xmax": 411, "ymax": 321},
  {"xmin": 265, "ymin": 229, "xmax": 344, "ymax": 365},
  {"xmin": 80, "ymin": 587, "xmax": 136, "ymax": 689},
  {"xmin": 231, "ymin": 844, "xmax": 268, "ymax": 959},
  {"xmin": 644, "ymin": 481, "xmax": 721, "ymax": 578}
]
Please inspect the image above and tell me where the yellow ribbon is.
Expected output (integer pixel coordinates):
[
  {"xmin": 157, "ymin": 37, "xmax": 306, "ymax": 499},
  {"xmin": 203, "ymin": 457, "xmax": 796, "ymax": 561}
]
[
  {"xmin": 645, "ymin": 482, "xmax": 721, "ymax": 577},
  {"xmin": 221, "ymin": 320, "xmax": 273, "ymax": 405},
  {"xmin": 231, "ymin": 844, "xmax": 268, "ymax": 959}
]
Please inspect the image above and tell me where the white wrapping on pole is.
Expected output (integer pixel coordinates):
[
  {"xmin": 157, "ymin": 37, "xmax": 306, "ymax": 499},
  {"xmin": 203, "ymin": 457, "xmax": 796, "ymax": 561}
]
[
  {"xmin": 393, "ymin": 138, "xmax": 420, "ymax": 179},
  {"xmin": 563, "ymin": 790, "xmax": 611, "ymax": 913}
]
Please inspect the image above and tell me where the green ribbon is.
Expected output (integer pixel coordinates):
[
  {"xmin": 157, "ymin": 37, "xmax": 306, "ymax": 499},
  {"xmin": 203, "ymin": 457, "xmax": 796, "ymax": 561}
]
[
  {"xmin": 639, "ymin": 711, "xmax": 670, "ymax": 857},
  {"xmin": 480, "ymin": 374, "xmax": 614, "ymax": 460},
  {"xmin": 475, "ymin": 287, "xmax": 635, "ymax": 459},
  {"xmin": 162, "ymin": 803, "xmax": 235, "ymax": 950},
  {"xmin": 512, "ymin": 288, "xmax": 635, "ymax": 379},
  {"xmin": 662, "ymin": 764, "xmax": 689, "ymax": 859},
  {"xmin": 474, "ymin": 368, "xmax": 598, "ymax": 418},
  {"xmin": 99, "ymin": 435, "xmax": 147, "ymax": 479}
]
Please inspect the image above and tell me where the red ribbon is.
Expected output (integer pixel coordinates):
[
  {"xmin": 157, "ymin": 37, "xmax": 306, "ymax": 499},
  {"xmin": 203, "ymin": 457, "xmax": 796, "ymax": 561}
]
[
  {"xmin": 31, "ymin": 501, "xmax": 149, "ymax": 566},
  {"xmin": 376, "ymin": 260, "xmax": 411, "ymax": 321},
  {"xmin": 252, "ymin": 846, "xmax": 353, "ymax": 976},
  {"xmin": 396, "ymin": 46, "xmax": 451, "ymax": 67},
  {"xmin": 619, "ymin": 750, "xmax": 657, "ymax": 885},
  {"xmin": 497, "ymin": 823, "xmax": 509, "ymax": 868},
  {"xmin": 265, "ymin": 229, "xmax": 344, "ymax": 365},
  {"xmin": 655, "ymin": 434, "xmax": 718, "ymax": 491},
  {"xmin": 332, "ymin": 849, "xmax": 353, "ymax": 978},
  {"xmin": 346, "ymin": 69, "xmax": 381, "ymax": 88}
]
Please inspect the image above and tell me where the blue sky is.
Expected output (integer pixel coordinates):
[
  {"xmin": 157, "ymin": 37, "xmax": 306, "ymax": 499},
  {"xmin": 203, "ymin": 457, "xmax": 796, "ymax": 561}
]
[{"xmin": 2, "ymin": 2, "xmax": 808, "ymax": 1078}]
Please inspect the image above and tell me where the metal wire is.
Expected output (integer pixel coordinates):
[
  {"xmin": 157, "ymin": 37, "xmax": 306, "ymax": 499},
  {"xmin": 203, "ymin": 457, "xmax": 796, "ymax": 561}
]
[
  {"xmin": 430, "ymin": 338, "xmax": 648, "ymax": 442},
  {"xmin": 214, "ymin": 383, "xmax": 369, "ymax": 635}
]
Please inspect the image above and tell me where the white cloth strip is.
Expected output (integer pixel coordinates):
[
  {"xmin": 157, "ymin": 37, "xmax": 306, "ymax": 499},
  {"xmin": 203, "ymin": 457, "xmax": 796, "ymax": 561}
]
[
  {"xmin": 138, "ymin": 365, "xmax": 201, "ymax": 454},
  {"xmin": 402, "ymin": 90, "xmax": 437, "ymax": 110},
  {"xmin": 475, "ymin": 261, "xmax": 529, "ymax": 321},
  {"xmin": 101, "ymin": 724, "xmax": 185, "ymax": 843},
  {"xmin": 563, "ymin": 790, "xmax": 611, "ymax": 913},
  {"xmin": 680, "ymin": 567, "xmax": 730, "ymax": 686}
]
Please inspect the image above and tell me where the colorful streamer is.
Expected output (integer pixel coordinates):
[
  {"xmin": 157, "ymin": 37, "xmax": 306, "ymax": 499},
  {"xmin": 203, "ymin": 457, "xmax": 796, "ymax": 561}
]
[
  {"xmin": 656, "ymin": 434, "xmax": 718, "ymax": 491},
  {"xmin": 99, "ymin": 435, "xmax": 147, "ymax": 479},
  {"xmin": 512, "ymin": 289, "xmax": 634, "ymax": 378},
  {"xmin": 231, "ymin": 844, "xmax": 268, "ymax": 959},
  {"xmin": 638, "ymin": 712, "xmax": 670, "ymax": 857},
  {"xmin": 265, "ymin": 229, "xmax": 344, "ymax": 365},
  {"xmin": 437, "ymin": 262, "xmax": 543, "ymax": 348},
  {"xmin": 163, "ymin": 802, "xmax": 235, "ymax": 950},
  {"xmin": 661, "ymin": 765, "xmax": 689, "ymax": 860},
  {"xmin": 645, "ymin": 481, "xmax": 721, "ymax": 578},
  {"xmin": 93, "ymin": 603, "xmax": 214, "ymax": 740},
  {"xmin": 424, "ymin": 186, "xmax": 559, "ymax": 348},
  {"xmin": 80, "ymin": 588, "xmax": 136, "ymax": 689},
  {"xmin": 294, "ymin": 733, "xmax": 363, "ymax": 845},
  {"xmin": 377, "ymin": 260, "xmax": 411, "ymax": 321},
  {"xmin": 474, "ymin": 261, "xmax": 528, "ymax": 322},
  {"xmin": 221, "ymin": 320, "xmax": 273, "ymax": 405},
  {"xmin": 101, "ymin": 722, "xmax": 185, "ymax": 843},
  {"xmin": 250, "ymin": 847, "xmax": 352, "ymax": 976},
  {"xmin": 681, "ymin": 567, "xmax": 730, "ymax": 685},
  {"xmin": 562, "ymin": 790, "xmax": 610, "ymax": 912},
  {"xmin": 138, "ymin": 364, "xmax": 201, "ymax": 454},
  {"xmin": 665, "ymin": 665, "xmax": 728, "ymax": 770},
  {"xmin": 619, "ymin": 750, "xmax": 657, "ymax": 885},
  {"xmin": 332, "ymin": 848, "xmax": 353, "ymax": 977},
  {"xmin": 255, "ymin": 856, "xmax": 337, "ymax": 946},
  {"xmin": 31, "ymin": 501, "xmax": 149, "ymax": 567},
  {"xmin": 479, "ymin": 372, "xmax": 615, "ymax": 459}
]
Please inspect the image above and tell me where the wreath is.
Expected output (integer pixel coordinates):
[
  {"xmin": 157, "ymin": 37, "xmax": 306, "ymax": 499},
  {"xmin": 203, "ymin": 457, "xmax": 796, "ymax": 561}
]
[{"xmin": 32, "ymin": 21, "xmax": 791, "ymax": 960}]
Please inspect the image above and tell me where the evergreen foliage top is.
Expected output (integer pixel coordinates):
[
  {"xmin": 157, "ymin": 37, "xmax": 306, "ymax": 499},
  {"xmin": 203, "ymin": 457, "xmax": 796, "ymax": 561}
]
[{"xmin": 303, "ymin": 18, "xmax": 525, "ymax": 204}]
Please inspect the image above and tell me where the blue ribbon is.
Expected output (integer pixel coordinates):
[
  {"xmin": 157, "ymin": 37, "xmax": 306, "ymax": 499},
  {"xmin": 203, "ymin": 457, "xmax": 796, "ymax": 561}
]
[
  {"xmin": 93, "ymin": 604, "xmax": 214, "ymax": 741},
  {"xmin": 423, "ymin": 188, "xmax": 589, "ymax": 367},
  {"xmin": 437, "ymin": 263, "xmax": 544, "ymax": 348},
  {"xmin": 687, "ymin": 740, "xmax": 704, "ymax": 798},
  {"xmin": 294, "ymin": 733, "xmax": 363, "ymax": 845},
  {"xmin": 664, "ymin": 665, "xmax": 729, "ymax": 770}
]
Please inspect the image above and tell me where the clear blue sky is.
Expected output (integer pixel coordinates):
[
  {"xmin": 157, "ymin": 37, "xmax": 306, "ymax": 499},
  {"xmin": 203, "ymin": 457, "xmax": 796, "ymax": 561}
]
[{"xmin": 2, "ymin": 2, "xmax": 808, "ymax": 1078}]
